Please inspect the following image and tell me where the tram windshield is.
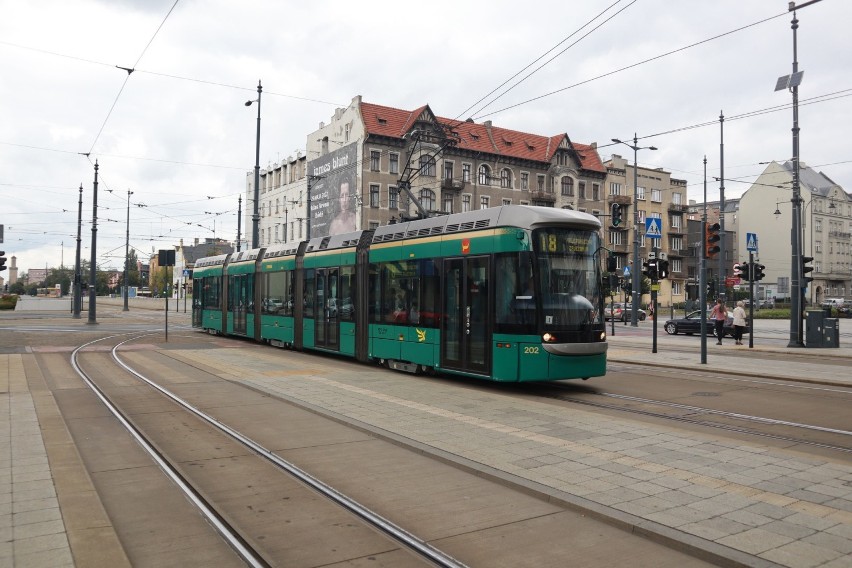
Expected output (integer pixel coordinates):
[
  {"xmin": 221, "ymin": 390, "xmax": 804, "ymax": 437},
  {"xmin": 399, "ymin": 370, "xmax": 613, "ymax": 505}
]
[{"xmin": 533, "ymin": 227, "xmax": 603, "ymax": 330}]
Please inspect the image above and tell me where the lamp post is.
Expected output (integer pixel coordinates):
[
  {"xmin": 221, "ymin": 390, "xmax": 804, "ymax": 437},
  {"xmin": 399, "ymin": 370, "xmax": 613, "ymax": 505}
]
[
  {"xmin": 245, "ymin": 80, "xmax": 262, "ymax": 249},
  {"xmin": 123, "ymin": 189, "xmax": 133, "ymax": 311},
  {"xmin": 73, "ymin": 184, "xmax": 83, "ymax": 318},
  {"xmin": 612, "ymin": 134, "xmax": 657, "ymax": 326},
  {"xmin": 87, "ymin": 161, "xmax": 99, "ymax": 325}
]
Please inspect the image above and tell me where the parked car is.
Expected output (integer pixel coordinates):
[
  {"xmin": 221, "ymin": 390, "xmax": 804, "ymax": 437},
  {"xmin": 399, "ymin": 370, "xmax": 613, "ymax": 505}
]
[
  {"xmin": 663, "ymin": 310, "xmax": 750, "ymax": 338},
  {"xmin": 604, "ymin": 302, "xmax": 647, "ymax": 322}
]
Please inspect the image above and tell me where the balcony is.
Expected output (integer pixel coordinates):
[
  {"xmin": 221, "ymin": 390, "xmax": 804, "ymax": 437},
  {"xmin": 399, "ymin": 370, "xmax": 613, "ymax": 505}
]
[
  {"xmin": 529, "ymin": 190, "xmax": 556, "ymax": 203},
  {"xmin": 441, "ymin": 178, "xmax": 466, "ymax": 192},
  {"xmin": 610, "ymin": 195, "xmax": 632, "ymax": 206},
  {"xmin": 668, "ymin": 225, "xmax": 686, "ymax": 235},
  {"xmin": 668, "ymin": 203, "xmax": 688, "ymax": 212}
]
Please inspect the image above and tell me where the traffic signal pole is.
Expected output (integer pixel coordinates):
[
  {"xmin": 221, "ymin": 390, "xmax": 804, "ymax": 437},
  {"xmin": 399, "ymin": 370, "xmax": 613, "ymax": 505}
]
[{"xmin": 748, "ymin": 252, "xmax": 755, "ymax": 349}]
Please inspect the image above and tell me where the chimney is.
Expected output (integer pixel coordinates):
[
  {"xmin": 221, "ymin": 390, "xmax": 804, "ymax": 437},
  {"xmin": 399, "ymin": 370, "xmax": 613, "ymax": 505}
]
[{"xmin": 194, "ymin": 238, "xmax": 199, "ymax": 246}]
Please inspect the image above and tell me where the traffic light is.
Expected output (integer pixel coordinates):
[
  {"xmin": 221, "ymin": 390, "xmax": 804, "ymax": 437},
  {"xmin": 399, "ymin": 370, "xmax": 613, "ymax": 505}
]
[
  {"xmin": 642, "ymin": 258, "xmax": 658, "ymax": 280},
  {"xmin": 657, "ymin": 259, "xmax": 669, "ymax": 279},
  {"xmin": 705, "ymin": 223, "xmax": 721, "ymax": 259},
  {"xmin": 733, "ymin": 261, "xmax": 750, "ymax": 281},
  {"xmin": 753, "ymin": 263, "xmax": 766, "ymax": 281},
  {"xmin": 707, "ymin": 280, "xmax": 716, "ymax": 299},
  {"xmin": 0, "ymin": 251, "xmax": 6, "ymax": 272},
  {"xmin": 610, "ymin": 203, "xmax": 623, "ymax": 227},
  {"xmin": 606, "ymin": 254, "xmax": 617, "ymax": 272},
  {"xmin": 801, "ymin": 256, "xmax": 813, "ymax": 284}
]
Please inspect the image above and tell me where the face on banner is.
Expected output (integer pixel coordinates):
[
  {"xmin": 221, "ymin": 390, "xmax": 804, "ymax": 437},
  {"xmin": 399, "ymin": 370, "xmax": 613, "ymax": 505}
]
[{"xmin": 308, "ymin": 143, "xmax": 357, "ymax": 237}]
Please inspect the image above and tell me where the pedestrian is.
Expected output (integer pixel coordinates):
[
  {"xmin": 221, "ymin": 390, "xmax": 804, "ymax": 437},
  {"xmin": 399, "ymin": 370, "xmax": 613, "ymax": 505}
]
[
  {"xmin": 709, "ymin": 298, "xmax": 728, "ymax": 345},
  {"xmin": 732, "ymin": 300, "xmax": 747, "ymax": 345}
]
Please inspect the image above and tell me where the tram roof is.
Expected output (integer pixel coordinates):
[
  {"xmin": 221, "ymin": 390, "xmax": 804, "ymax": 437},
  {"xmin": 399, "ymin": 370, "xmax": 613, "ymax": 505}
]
[{"xmin": 371, "ymin": 205, "xmax": 600, "ymax": 244}]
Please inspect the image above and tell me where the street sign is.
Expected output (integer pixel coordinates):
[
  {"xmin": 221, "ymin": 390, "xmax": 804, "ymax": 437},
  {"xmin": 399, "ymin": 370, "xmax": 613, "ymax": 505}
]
[
  {"xmin": 623, "ymin": 266, "xmax": 631, "ymax": 277},
  {"xmin": 645, "ymin": 218, "xmax": 662, "ymax": 239},
  {"xmin": 746, "ymin": 232, "xmax": 758, "ymax": 252}
]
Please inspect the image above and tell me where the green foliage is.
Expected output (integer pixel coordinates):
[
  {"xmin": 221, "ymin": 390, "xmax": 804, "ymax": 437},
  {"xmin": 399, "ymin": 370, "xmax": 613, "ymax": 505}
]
[{"xmin": 0, "ymin": 294, "xmax": 18, "ymax": 310}]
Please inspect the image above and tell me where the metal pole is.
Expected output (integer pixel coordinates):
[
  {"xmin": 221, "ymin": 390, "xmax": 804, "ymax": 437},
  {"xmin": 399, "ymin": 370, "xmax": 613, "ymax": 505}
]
[
  {"xmin": 631, "ymin": 135, "xmax": 640, "ymax": 327},
  {"xmin": 250, "ymin": 80, "xmax": 262, "ymax": 249},
  {"xmin": 73, "ymin": 184, "xmax": 83, "ymax": 318},
  {"xmin": 651, "ymin": 244, "xmax": 658, "ymax": 354},
  {"xmin": 87, "ymin": 161, "xmax": 99, "ymax": 325},
  {"xmin": 718, "ymin": 112, "xmax": 726, "ymax": 301},
  {"xmin": 123, "ymin": 189, "xmax": 133, "ymax": 311},
  {"xmin": 700, "ymin": 156, "xmax": 708, "ymax": 364},
  {"xmin": 306, "ymin": 176, "xmax": 313, "ymax": 240},
  {"xmin": 748, "ymin": 251, "xmax": 755, "ymax": 349},
  {"xmin": 788, "ymin": 9, "xmax": 804, "ymax": 347},
  {"xmin": 237, "ymin": 195, "xmax": 242, "ymax": 252}
]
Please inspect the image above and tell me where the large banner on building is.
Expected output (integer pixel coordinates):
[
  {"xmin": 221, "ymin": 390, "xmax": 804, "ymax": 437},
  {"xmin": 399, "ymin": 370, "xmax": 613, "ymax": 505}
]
[{"xmin": 308, "ymin": 143, "xmax": 358, "ymax": 238}]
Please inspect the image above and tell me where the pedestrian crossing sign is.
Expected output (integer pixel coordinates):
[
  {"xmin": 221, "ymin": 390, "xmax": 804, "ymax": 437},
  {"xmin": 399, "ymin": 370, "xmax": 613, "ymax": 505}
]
[
  {"xmin": 645, "ymin": 218, "xmax": 662, "ymax": 239},
  {"xmin": 746, "ymin": 232, "xmax": 758, "ymax": 252}
]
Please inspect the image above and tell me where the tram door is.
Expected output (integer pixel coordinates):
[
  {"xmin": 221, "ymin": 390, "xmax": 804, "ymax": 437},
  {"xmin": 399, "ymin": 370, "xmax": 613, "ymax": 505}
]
[
  {"xmin": 442, "ymin": 256, "xmax": 490, "ymax": 375},
  {"xmin": 232, "ymin": 274, "xmax": 249, "ymax": 335},
  {"xmin": 315, "ymin": 268, "xmax": 340, "ymax": 350},
  {"xmin": 191, "ymin": 278, "xmax": 202, "ymax": 327}
]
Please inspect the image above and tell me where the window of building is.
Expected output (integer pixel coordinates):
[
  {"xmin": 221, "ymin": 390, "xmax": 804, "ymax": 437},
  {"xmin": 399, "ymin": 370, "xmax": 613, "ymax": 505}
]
[
  {"xmin": 672, "ymin": 259, "xmax": 682, "ymax": 274},
  {"xmin": 561, "ymin": 176, "xmax": 574, "ymax": 196},
  {"xmin": 370, "ymin": 150, "xmax": 381, "ymax": 171},
  {"xmin": 592, "ymin": 183, "xmax": 600, "ymax": 201},
  {"xmin": 478, "ymin": 165, "xmax": 490, "ymax": 185},
  {"xmin": 638, "ymin": 210, "xmax": 646, "ymax": 223},
  {"xmin": 389, "ymin": 186, "xmax": 398, "ymax": 210},
  {"xmin": 815, "ymin": 241, "xmax": 822, "ymax": 252},
  {"xmin": 390, "ymin": 153, "xmax": 399, "ymax": 174},
  {"xmin": 275, "ymin": 198, "xmax": 279, "ymax": 214},
  {"xmin": 578, "ymin": 181, "xmax": 586, "ymax": 200},
  {"xmin": 520, "ymin": 200, "xmax": 530, "ymax": 206},
  {"xmin": 420, "ymin": 155, "xmax": 436, "ymax": 177},
  {"xmin": 671, "ymin": 215, "xmax": 682, "ymax": 229},
  {"xmin": 671, "ymin": 236, "xmax": 683, "ymax": 250},
  {"xmin": 444, "ymin": 160, "xmax": 454, "ymax": 180},
  {"xmin": 609, "ymin": 182, "xmax": 621, "ymax": 196},
  {"xmin": 462, "ymin": 163, "xmax": 471, "ymax": 182},
  {"xmin": 462, "ymin": 194, "xmax": 471, "ymax": 212},
  {"xmin": 420, "ymin": 189, "xmax": 435, "ymax": 210},
  {"xmin": 651, "ymin": 189, "xmax": 662, "ymax": 202},
  {"xmin": 520, "ymin": 172, "xmax": 529, "ymax": 190},
  {"xmin": 815, "ymin": 219, "xmax": 822, "ymax": 232},
  {"xmin": 608, "ymin": 231, "xmax": 624, "ymax": 245},
  {"xmin": 637, "ymin": 186, "xmax": 646, "ymax": 200},
  {"xmin": 370, "ymin": 184, "xmax": 380, "ymax": 208},
  {"xmin": 502, "ymin": 198, "xmax": 511, "ymax": 206},
  {"xmin": 501, "ymin": 168, "xmax": 511, "ymax": 188},
  {"xmin": 480, "ymin": 196, "xmax": 490, "ymax": 209},
  {"xmin": 368, "ymin": 220, "xmax": 379, "ymax": 230},
  {"xmin": 672, "ymin": 280, "xmax": 681, "ymax": 295},
  {"xmin": 537, "ymin": 174, "xmax": 545, "ymax": 191},
  {"xmin": 344, "ymin": 123, "xmax": 351, "ymax": 142},
  {"xmin": 672, "ymin": 192, "xmax": 682, "ymax": 205},
  {"xmin": 443, "ymin": 195, "xmax": 453, "ymax": 213}
]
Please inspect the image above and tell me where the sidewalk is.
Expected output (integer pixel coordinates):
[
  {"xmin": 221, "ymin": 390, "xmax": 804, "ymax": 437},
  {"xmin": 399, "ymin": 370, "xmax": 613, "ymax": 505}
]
[{"xmin": 606, "ymin": 335, "xmax": 852, "ymax": 388}]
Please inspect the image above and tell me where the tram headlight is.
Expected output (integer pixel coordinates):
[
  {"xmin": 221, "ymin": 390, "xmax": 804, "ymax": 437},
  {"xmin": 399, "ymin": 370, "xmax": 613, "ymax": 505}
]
[
  {"xmin": 600, "ymin": 331, "xmax": 606, "ymax": 341},
  {"xmin": 542, "ymin": 333, "xmax": 557, "ymax": 343}
]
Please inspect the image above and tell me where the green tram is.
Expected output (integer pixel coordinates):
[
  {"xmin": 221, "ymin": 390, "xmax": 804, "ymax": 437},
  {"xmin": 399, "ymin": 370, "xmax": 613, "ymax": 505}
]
[{"xmin": 193, "ymin": 205, "xmax": 608, "ymax": 382}]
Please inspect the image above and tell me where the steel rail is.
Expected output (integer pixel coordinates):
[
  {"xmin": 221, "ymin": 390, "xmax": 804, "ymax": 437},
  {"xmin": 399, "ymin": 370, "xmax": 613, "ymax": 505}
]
[
  {"xmin": 71, "ymin": 334, "xmax": 270, "ymax": 568},
  {"xmin": 109, "ymin": 336, "xmax": 469, "ymax": 568}
]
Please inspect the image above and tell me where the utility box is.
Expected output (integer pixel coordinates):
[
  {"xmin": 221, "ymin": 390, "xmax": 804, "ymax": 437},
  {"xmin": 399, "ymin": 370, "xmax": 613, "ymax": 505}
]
[
  {"xmin": 823, "ymin": 318, "xmax": 839, "ymax": 348},
  {"xmin": 805, "ymin": 310, "xmax": 826, "ymax": 348}
]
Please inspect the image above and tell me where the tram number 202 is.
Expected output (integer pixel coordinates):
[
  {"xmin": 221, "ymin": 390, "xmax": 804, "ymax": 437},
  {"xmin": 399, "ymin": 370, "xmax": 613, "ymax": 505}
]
[{"xmin": 523, "ymin": 346, "xmax": 540, "ymax": 355}]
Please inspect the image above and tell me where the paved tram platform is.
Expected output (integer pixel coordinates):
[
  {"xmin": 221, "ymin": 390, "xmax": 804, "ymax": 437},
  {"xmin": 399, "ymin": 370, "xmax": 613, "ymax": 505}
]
[{"xmin": 2, "ymin": 307, "xmax": 851, "ymax": 567}]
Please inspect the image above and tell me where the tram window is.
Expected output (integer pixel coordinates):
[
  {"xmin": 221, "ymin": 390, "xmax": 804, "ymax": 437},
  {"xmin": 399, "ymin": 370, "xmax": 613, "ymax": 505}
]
[
  {"xmin": 304, "ymin": 269, "xmax": 315, "ymax": 318},
  {"xmin": 418, "ymin": 259, "xmax": 440, "ymax": 327},
  {"xmin": 339, "ymin": 267, "xmax": 355, "ymax": 321},
  {"xmin": 495, "ymin": 253, "xmax": 536, "ymax": 329},
  {"xmin": 202, "ymin": 277, "xmax": 220, "ymax": 309},
  {"xmin": 368, "ymin": 265, "xmax": 381, "ymax": 322},
  {"xmin": 262, "ymin": 271, "xmax": 292, "ymax": 315}
]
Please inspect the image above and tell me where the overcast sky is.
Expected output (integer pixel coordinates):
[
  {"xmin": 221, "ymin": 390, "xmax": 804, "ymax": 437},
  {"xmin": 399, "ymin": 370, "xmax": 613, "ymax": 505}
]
[{"xmin": 2, "ymin": 0, "xmax": 850, "ymax": 276}]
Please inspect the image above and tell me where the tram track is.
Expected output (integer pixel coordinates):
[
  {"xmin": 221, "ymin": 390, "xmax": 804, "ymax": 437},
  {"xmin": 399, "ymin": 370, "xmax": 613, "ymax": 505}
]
[
  {"xmin": 536, "ymin": 383, "xmax": 852, "ymax": 455},
  {"xmin": 71, "ymin": 332, "xmax": 468, "ymax": 568}
]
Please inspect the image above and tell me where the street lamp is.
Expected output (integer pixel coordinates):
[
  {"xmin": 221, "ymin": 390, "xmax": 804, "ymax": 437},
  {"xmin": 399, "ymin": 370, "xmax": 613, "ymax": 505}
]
[
  {"xmin": 245, "ymin": 79, "xmax": 262, "ymax": 249},
  {"xmin": 612, "ymin": 134, "xmax": 658, "ymax": 327},
  {"xmin": 123, "ymin": 189, "xmax": 133, "ymax": 311}
]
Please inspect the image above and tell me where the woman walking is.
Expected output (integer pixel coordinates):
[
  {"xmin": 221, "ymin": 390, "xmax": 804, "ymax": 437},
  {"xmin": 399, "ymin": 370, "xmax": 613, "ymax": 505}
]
[
  {"xmin": 732, "ymin": 300, "xmax": 747, "ymax": 345},
  {"xmin": 709, "ymin": 298, "xmax": 728, "ymax": 345}
]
